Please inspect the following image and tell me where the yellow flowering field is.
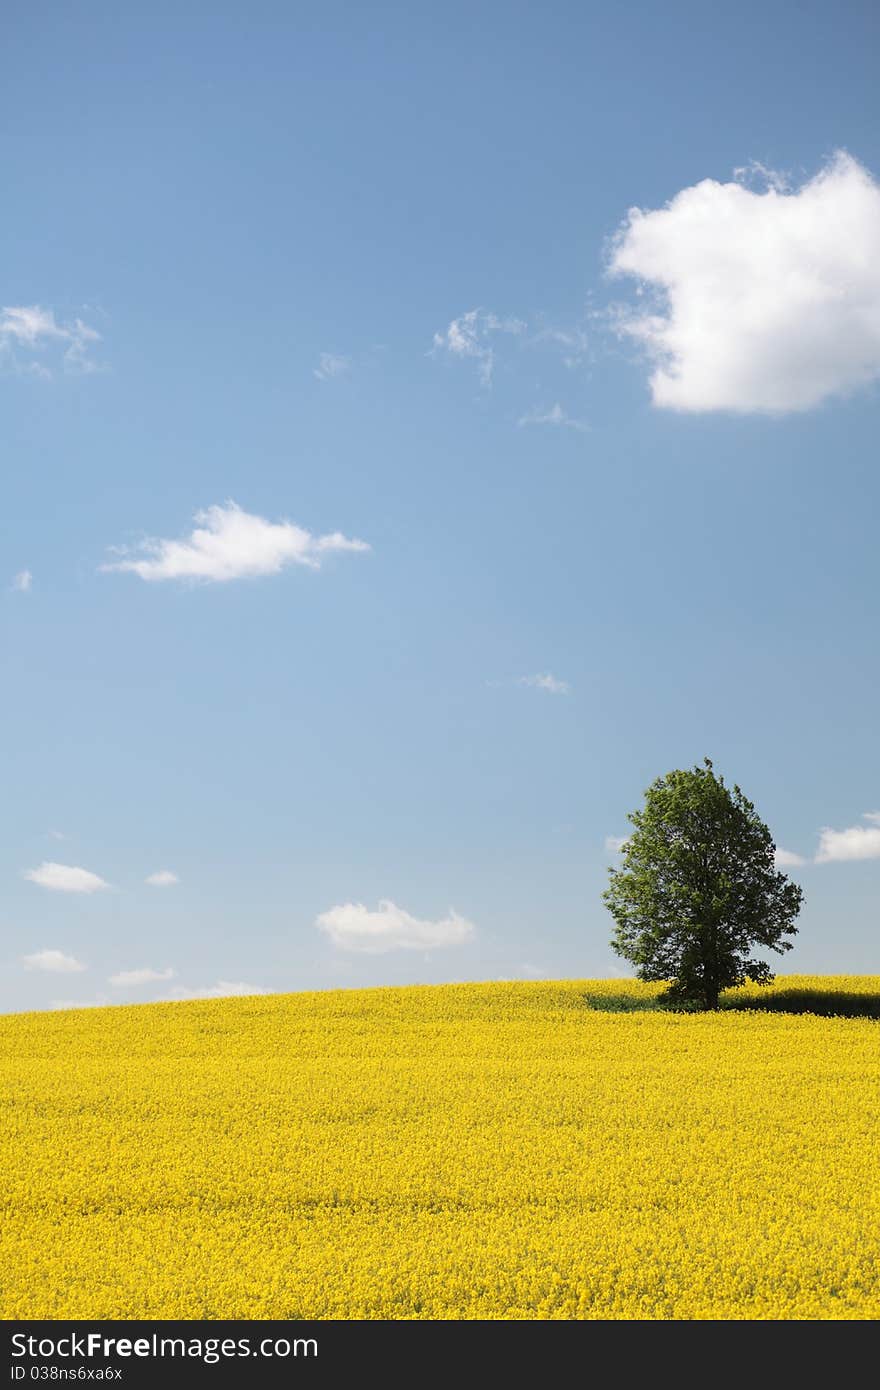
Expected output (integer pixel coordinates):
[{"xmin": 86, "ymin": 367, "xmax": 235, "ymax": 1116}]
[{"xmin": 2, "ymin": 976, "xmax": 879, "ymax": 1320}]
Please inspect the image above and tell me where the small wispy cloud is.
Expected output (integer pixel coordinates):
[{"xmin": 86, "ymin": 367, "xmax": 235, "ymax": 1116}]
[
  {"xmin": 517, "ymin": 673, "xmax": 571, "ymax": 695},
  {"xmin": 22, "ymin": 949, "xmax": 86, "ymax": 974},
  {"xmin": 815, "ymin": 811, "xmax": 880, "ymax": 863},
  {"xmin": 774, "ymin": 847, "xmax": 806, "ymax": 868},
  {"xmin": 531, "ymin": 325, "xmax": 589, "ymax": 368},
  {"xmin": 432, "ymin": 308, "xmax": 525, "ymax": 386},
  {"xmin": 517, "ymin": 402, "xmax": 589, "ymax": 432},
  {"xmin": 23, "ymin": 862, "xmax": 110, "ymax": 894},
  {"xmin": 313, "ymin": 352, "xmax": 351, "ymax": 381},
  {"xmin": 50, "ymin": 996, "xmax": 110, "ymax": 1011},
  {"xmin": 0, "ymin": 305, "xmax": 102, "ymax": 377},
  {"xmin": 145, "ymin": 870, "xmax": 179, "ymax": 887},
  {"xmin": 604, "ymin": 835, "xmax": 629, "ymax": 854},
  {"xmin": 731, "ymin": 160, "xmax": 792, "ymax": 193},
  {"xmin": 10, "ymin": 569, "xmax": 32, "ymax": 593},
  {"xmin": 102, "ymin": 501, "xmax": 370, "ymax": 584},
  {"xmin": 109, "ymin": 966, "xmax": 175, "ymax": 987},
  {"xmin": 159, "ymin": 980, "xmax": 268, "ymax": 1001},
  {"xmin": 316, "ymin": 899, "xmax": 475, "ymax": 953},
  {"xmin": 2, "ymin": 306, "xmax": 68, "ymax": 345}
]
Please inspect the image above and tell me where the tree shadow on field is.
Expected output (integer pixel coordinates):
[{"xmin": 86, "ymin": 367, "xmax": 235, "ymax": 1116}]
[
  {"xmin": 719, "ymin": 989, "xmax": 880, "ymax": 1020},
  {"xmin": 582, "ymin": 989, "xmax": 880, "ymax": 1019},
  {"xmin": 581, "ymin": 992, "xmax": 662, "ymax": 1013}
]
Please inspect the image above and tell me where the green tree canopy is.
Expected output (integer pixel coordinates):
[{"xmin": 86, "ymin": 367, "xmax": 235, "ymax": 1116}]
[{"xmin": 603, "ymin": 758, "xmax": 803, "ymax": 1009}]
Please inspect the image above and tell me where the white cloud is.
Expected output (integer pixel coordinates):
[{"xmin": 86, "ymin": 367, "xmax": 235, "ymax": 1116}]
[
  {"xmin": 50, "ymin": 996, "xmax": 109, "ymax": 1011},
  {"xmin": 22, "ymin": 949, "xmax": 86, "ymax": 974},
  {"xmin": 23, "ymin": 861, "xmax": 110, "ymax": 894},
  {"xmin": 732, "ymin": 160, "xmax": 793, "ymax": 192},
  {"xmin": 0, "ymin": 305, "xmax": 101, "ymax": 376},
  {"xmin": 774, "ymin": 847, "xmax": 806, "ymax": 868},
  {"xmin": 145, "ymin": 869, "xmax": 179, "ymax": 887},
  {"xmin": 316, "ymin": 899, "xmax": 475, "ymax": 953},
  {"xmin": 11, "ymin": 569, "xmax": 32, "ymax": 592},
  {"xmin": 109, "ymin": 966, "xmax": 175, "ymax": 987},
  {"xmin": 604, "ymin": 835, "xmax": 629, "ymax": 854},
  {"xmin": 1, "ymin": 306, "xmax": 67, "ymax": 345},
  {"xmin": 518, "ymin": 672, "xmax": 571, "ymax": 695},
  {"xmin": 102, "ymin": 501, "xmax": 370, "ymax": 583},
  {"xmin": 517, "ymin": 402, "xmax": 589, "ymax": 432},
  {"xmin": 313, "ymin": 352, "xmax": 351, "ymax": 381},
  {"xmin": 609, "ymin": 152, "xmax": 880, "ymax": 414},
  {"xmin": 815, "ymin": 812, "xmax": 880, "ymax": 863},
  {"xmin": 432, "ymin": 308, "xmax": 525, "ymax": 385},
  {"xmin": 532, "ymin": 325, "xmax": 590, "ymax": 368},
  {"xmin": 159, "ymin": 980, "xmax": 268, "ymax": 1001}
]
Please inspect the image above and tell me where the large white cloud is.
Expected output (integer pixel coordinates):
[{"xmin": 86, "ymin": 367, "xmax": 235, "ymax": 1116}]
[
  {"xmin": 815, "ymin": 811, "xmax": 880, "ymax": 863},
  {"xmin": 22, "ymin": 949, "xmax": 86, "ymax": 973},
  {"xmin": 316, "ymin": 899, "xmax": 474, "ymax": 953},
  {"xmin": 23, "ymin": 862, "xmax": 110, "ymax": 894},
  {"xmin": 609, "ymin": 152, "xmax": 880, "ymax": 413},
  {"xmin": 102, "ymin": 501, "xmax": 370, "ymax": 583}
]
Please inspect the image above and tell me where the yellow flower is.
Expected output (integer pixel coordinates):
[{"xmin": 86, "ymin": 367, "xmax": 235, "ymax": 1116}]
[{"xmin": 1, "ymin": 976, "xmax": 878, "ymax": 1319}]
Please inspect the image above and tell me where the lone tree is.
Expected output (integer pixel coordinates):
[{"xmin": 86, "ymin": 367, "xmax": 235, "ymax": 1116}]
[{"xmin": 603, "ymin": 758, "xmax": 803, "ymax": 1009}]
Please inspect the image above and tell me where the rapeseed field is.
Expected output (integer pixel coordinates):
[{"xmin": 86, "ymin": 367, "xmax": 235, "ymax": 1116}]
[{"xmin": 2, "ymin": 977, "xmax": 878, "ymax": 1320}]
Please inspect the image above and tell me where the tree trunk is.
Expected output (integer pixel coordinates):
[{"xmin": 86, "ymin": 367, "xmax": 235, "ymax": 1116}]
[
  {"xmin": 702, "ymin": 955, "xmax": 719, "ymax": 1010},
  {"xmin": 706, "ymin": 923, "xmax": 720, "ymax": 1009}
]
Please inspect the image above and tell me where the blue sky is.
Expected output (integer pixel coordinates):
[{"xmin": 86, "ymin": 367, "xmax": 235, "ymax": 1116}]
[{"xmin": 3, "ymin": 1, "xmax": 879, "ymax": 1011}]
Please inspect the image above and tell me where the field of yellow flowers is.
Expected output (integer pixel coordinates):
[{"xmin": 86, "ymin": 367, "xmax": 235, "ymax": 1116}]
[{"xmin": 2, "ymin": 976, "xmax": 879, "ymax": 1320}]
